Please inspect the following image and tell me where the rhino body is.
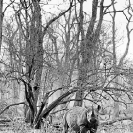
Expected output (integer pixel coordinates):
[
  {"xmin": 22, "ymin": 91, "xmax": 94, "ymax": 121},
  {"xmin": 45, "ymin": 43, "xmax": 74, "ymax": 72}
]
[{"xmin": 63, "ymin": 105, "xmax": 101, "ymax": 133}]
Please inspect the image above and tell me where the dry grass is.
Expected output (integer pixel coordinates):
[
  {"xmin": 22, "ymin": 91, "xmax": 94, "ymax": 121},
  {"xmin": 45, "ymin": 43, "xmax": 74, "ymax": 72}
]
[
  {"xmin": 98, "ymin": 121, "xmax": 133, "ymax": 133},
  {"xmin": 0, "ymin": 118, "xmax": 133, "ymax": 133}
]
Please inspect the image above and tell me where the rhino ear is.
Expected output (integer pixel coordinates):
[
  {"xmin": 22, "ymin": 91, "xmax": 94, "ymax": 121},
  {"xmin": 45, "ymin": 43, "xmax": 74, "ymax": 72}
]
[
  {"xmin": 97, "ymin": 105, "xmax": 101, "ymax": 111},
  {"xmin": 84, "ymin": 104, "xmax": 87, "ymax": 109}
]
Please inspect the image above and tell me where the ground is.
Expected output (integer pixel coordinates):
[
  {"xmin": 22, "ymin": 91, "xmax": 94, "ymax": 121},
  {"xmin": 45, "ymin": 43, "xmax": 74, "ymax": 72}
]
[{"xmin": 0, "ymin": 117, "xmax": 133, "ymax": 133}]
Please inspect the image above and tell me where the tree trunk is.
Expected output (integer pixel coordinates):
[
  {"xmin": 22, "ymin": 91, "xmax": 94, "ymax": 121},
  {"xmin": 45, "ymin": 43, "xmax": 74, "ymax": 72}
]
[
  {"xmin": 74, "ymin": 0, "xmax": 85, "ymax": 107},
  {"xmin": 21, "ymin": 0, "xmax": 43, "ymax": 125},
  {"xmin": 74, "ymin": 0, "xmax": 104, "ymax": 107},
  {"xmin": 111, "ymin": 0, "xmax": 119, "ymax": 119},
  {"xmin": 0, "ymin": 0, "xmax": 3, "ymax": 53}
]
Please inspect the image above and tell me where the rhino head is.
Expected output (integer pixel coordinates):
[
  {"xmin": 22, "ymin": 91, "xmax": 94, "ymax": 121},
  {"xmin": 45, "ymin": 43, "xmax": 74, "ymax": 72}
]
[{"xmin": 88, "ymin": 105, "xmax": 101, "ymax": 133}]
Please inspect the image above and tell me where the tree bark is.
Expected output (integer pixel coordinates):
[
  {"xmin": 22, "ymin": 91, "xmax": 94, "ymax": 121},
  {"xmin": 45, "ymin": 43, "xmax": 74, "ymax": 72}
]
[
  {"xmin": 0, "ymin": 0, "xmax": 3, "ymax": 53},
  {"xmin": 74, "ymin": 0, "xmax": 85, "ymax": 107}
]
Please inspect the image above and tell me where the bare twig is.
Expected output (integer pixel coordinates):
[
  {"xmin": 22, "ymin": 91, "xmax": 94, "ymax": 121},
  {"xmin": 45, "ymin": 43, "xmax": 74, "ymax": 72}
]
[{"xmin": 42, "ymin": 0, "xmax": 74, "ymax": 37}]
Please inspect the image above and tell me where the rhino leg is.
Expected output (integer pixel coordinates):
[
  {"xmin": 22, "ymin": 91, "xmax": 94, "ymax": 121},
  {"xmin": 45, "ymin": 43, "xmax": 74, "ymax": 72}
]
[
  {"xmin": 62, "ymin": 115, "xmax": 69, "ymax": 133},
  {"xmin": 63, "ymin": 124, "xmax": 68, "ymax": 133},
  {"xmin": 80, "ymin": 125, "xmax": 87, "ymax": 133}
]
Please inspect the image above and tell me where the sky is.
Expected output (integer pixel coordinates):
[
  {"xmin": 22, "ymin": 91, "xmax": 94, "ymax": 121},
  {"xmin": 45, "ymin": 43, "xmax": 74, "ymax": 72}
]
[
  {"xmin": 42, "ymin": 0, "xmax": 133, "ymax": 63},
  {"xmin": 83, "ymin": 0, "xmax": 133, "ymax": 62},
  {"xmin": 3, "ymin": 0, "xmax": 133, "ymax": 63}
]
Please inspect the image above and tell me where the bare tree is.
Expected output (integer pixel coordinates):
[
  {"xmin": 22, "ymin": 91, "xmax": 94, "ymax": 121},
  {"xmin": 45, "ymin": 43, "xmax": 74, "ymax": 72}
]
[
  {"xmin": 11, "ymin": 0, "xmax": 74, "ymax": 127},
  {"xmin": 0, "ymin": 0, "xmax": 3, "ymax": 53},
  {"xmin": 1, "ymin": 0, "xmax": 133, "ymax": 131},
  {"xmin": 0, "ymin": 0, "xmax": 15, "ymax": 53},
  {"xmin": 111, "ymin": 0, "xmax": 133, "ymax": 120},
  {"xmin": 74, "ymin": 0, "xmax": 104, "ymax": 106}
]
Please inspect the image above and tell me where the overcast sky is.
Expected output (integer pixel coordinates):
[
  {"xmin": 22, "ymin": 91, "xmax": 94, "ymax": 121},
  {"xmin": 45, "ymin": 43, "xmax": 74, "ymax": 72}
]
[
  {"xmin": 3, "ymin": 0, "xmax": 133, "ymax": 62},
  {"xmin": 41, "ymin": 0, "xmax": 133, "ymax": 62}
]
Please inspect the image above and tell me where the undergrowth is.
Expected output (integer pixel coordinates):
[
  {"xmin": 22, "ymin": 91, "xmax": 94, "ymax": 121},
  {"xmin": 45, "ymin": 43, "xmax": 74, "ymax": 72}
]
[{"xmin": 1, "ymin": 118, "xmax": 133, "ymax": 133}]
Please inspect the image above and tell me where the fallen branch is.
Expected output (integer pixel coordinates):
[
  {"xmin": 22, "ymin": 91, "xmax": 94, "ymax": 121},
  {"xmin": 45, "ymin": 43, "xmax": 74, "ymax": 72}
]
[
  {"xmin": 101, "ymin": 116, "xmax": 133, "ymax": 126},
  {"xmin": 0, "ymin": 119, "xmax": 11, "ymax": 123},
  {"xmin": 0, "ymin": 102, "xmax": 26, "ymax": 116}
]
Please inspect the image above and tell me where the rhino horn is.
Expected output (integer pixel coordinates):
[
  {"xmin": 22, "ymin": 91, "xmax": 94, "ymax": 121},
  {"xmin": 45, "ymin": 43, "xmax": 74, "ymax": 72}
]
[{"xmin": 91, "ymin": 105, "xmax": 95, "ymax": 117}]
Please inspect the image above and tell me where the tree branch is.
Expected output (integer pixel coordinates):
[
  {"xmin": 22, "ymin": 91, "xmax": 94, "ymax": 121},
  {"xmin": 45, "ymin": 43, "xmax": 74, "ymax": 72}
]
[
  {"xmin": 34, "ymin": 87, "xmax": 78, "ymax": 128},
  {"xmin": 0, "ymin": 102, "xmax": 26, "ymax": 116},
  {"xmin": 42, "ymin": 0, "xmax": 74, "ymax": 37}
]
